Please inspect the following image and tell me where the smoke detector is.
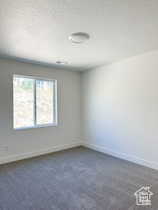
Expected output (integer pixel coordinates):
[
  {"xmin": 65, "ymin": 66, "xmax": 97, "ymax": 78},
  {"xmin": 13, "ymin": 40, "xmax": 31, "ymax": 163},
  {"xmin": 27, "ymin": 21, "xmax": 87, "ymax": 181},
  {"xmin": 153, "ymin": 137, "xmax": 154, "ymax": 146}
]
[
  {"xmin": 56, "ymin": 61, "xmax": 68, "ymax": 65},
  {"xmin": 69, "ymin": 32, "xmax": 90, "ymax": 44}
]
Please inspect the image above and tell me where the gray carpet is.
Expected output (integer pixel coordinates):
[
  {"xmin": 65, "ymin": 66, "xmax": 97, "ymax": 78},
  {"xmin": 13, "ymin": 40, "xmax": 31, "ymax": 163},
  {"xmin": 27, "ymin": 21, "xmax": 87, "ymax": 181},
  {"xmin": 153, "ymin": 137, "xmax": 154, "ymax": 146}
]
[{"xmin": 0, "ymin": 147, "xmax": 158, "ymax": 210}]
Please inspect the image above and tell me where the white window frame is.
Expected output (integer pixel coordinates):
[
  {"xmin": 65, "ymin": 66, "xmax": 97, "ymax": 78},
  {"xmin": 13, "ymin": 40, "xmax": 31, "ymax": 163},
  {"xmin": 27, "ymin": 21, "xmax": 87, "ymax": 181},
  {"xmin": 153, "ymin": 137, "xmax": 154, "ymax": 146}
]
[{"xmin": 13, "ymin": 75, "xmax": 58, "ymax": 130}]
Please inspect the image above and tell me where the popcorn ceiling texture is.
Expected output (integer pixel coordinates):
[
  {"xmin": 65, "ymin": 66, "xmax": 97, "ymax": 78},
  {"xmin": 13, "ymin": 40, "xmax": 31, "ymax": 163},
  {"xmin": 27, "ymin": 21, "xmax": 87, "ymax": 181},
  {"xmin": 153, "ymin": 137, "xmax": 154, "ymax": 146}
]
[{"xmin": 1, "ymin": 0, "xmax": 158, "ymax": 70}]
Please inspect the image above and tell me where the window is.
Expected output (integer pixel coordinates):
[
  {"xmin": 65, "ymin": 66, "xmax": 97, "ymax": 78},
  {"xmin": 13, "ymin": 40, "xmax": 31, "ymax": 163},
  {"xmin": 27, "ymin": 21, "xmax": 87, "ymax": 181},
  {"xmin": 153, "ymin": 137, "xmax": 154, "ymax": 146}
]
[{"xmin": 13, "ymin": 75, "xmax": 57, "ymax": 129}]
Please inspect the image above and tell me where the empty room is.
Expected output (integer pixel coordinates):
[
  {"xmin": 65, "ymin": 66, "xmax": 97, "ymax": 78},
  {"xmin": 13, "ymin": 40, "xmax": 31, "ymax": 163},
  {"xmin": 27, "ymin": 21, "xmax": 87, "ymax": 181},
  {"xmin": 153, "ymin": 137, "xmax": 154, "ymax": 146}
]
[{"xmin": 1, "ymin": 0, "xmax": 158, "ymax": 209}]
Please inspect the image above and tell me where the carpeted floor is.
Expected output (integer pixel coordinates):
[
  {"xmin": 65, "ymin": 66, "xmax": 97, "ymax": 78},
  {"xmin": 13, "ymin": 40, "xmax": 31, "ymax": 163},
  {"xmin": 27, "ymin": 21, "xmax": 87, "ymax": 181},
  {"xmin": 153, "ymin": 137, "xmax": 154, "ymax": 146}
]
[{"xmin": 0, "ymin": 147, "xmax": 158, "ymax": 210}]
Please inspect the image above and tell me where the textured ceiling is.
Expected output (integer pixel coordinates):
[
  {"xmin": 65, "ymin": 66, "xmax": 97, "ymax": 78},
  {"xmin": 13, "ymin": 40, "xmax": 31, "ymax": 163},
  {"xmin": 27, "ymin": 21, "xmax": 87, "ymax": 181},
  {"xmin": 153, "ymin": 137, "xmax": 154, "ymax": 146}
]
[{"xmin": 1, "ymin": 0, "xmax": 158, "ymax": 71}]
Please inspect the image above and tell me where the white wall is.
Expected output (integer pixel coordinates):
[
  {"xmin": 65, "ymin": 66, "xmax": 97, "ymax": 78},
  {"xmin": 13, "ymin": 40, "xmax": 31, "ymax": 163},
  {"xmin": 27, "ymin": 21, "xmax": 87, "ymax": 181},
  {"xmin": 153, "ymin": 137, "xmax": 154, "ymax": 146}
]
[
  {"xmin": 82, "ymin": 50, "xmax": 158, "ymax": 170},
  {"xmin": 0, "ymin": 58, "xmax": 81, "ymax": 163},
  {"xmin": 2, "ymin": 49, "xmax": 158, "ymax": 169}
]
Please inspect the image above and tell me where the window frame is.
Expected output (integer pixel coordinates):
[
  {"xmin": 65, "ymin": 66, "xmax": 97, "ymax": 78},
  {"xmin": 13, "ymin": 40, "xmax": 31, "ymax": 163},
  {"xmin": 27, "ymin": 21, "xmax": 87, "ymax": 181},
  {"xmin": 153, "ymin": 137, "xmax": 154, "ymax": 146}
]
[{"xmin": 13, "ymin": 74, "xmax": 58, "ymax": 130}]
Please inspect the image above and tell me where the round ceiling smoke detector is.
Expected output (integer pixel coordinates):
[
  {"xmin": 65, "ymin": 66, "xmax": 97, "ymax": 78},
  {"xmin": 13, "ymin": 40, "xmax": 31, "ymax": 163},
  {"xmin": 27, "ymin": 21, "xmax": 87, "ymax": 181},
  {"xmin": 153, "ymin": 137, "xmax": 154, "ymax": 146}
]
[
  {"xmin": 69, "ymin": 32, "xmax": 90, "ymax": 44},
  {"xmin": 56, "ymin": 61, "xmax": 68, "ymax": 65}
]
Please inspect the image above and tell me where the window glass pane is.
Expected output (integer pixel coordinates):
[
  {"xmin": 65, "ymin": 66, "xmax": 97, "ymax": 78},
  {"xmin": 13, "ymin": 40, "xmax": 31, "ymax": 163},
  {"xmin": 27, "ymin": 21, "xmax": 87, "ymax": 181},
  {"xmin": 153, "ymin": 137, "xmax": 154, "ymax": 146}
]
[
  {"xmin": 13, "ymin": 77, "xmax": 34, "ymax": 129},
  {"xmin": 36, "ymin": 80, "xmax": 54, "ymax": 125}
]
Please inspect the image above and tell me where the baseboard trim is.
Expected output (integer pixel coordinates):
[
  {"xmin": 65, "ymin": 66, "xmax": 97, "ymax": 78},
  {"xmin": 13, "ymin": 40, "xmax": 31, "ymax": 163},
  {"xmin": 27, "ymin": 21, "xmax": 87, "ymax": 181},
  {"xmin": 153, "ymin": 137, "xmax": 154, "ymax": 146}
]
[
  {"xmin": 0, "ymin": 142, "xmax": 82, "ymax": 165},
  {"xmin": 1, "ymin": 141, "xmax": 158, "ymax": 171},
  {"xmin": 83, "ymin": 143, "xmax": 158, "ymax": 171}
]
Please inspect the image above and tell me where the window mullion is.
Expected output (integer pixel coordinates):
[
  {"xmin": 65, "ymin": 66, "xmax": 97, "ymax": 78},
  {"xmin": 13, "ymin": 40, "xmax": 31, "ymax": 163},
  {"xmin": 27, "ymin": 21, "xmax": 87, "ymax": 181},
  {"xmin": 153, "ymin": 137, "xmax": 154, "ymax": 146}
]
[
  {"xmin": 34, "ymin": 79, "xmax": 37, "ymax": 126},
  {"xmin": 54, "ymin": 80, "xmax": 57, "ymax": 124}
]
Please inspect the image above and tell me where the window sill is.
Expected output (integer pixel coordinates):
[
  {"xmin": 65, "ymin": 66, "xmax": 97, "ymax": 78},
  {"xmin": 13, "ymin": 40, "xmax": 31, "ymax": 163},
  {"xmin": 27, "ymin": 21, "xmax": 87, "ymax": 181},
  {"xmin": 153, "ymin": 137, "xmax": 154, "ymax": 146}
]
[{"xmin": 14, "ymin": 123, "xmax": 58, "ymax": 131}]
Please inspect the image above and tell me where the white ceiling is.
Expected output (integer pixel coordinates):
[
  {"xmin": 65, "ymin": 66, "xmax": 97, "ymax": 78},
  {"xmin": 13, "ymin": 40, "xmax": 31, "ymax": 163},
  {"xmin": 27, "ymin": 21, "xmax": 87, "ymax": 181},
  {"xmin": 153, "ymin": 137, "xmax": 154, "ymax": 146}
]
[{"xmin": 1, "ymin": 0, "xmax": 158, "ymax": 71}]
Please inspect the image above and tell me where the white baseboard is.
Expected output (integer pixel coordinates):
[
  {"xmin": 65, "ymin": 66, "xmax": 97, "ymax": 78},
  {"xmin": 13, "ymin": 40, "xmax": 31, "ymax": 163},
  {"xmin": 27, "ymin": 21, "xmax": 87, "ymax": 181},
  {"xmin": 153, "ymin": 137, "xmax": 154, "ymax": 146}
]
[
  {"xmin": 1, "ymin": 141, "xmax": 158, "ymax": 171},
  {"xmin": 0, "ymin": 142, "xmax": 82, "ymax": 165},
  {"xmin": 83, "ymin": 142, "xmax": 158, "ymax": 171}
]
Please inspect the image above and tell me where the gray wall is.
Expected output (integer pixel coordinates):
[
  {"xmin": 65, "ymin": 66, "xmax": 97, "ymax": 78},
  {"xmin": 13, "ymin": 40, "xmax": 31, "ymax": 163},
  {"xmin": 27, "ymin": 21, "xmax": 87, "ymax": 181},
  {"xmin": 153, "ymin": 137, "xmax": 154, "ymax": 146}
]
[
  {"xmin": 0, "ymin": 58, "xmax": 81, "ymax": 162},
  {"xmin": 81, "ymin": 50, "xmax": 158, "ymax": 170}
]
